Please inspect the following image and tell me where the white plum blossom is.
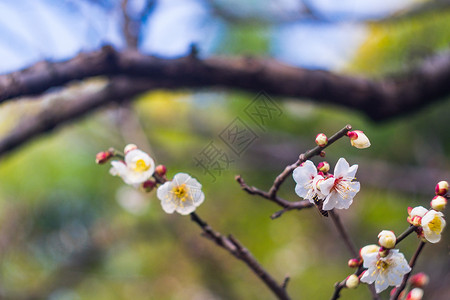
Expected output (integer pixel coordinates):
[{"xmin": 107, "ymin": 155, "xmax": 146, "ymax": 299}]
[
  {"xmin": 293, "ymin": 160, "xmax": 327, "ymax": 203},
  {"xmin": 110, "ymin": 148, "xmax": 155, "ymax": 185},
  {"xmin": 421, "ymin": 210, "xmax": 446, "ymax": 243},
  {"xmin": 157, "ymin": 173, "xmax": 205, "ymax": 215},
  {"xmin": 319, "ymin": 158, "xmax": 360, "ymax": 211},
  {"xmin": 360, "ymin": 249, "xmax": 411, "ymax": 293}
]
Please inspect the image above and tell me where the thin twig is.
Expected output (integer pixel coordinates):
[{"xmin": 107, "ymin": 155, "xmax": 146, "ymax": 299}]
[
  {"xmin": 395, "ymin": 225, "xmax": 417, "ymax": 245},
  {"xmin": 390, "ymin": 241, "xmax": 426, "ymax": 300},
  {"xmin": 236, "ymin": 125, "xmax": 351, "ymax": 218},
  {"xmin": 329, "ymin": 210, "xmax": 358, "ymax": 258},
  {"xmin": 235, "ymin": 175, "xmax": 314, "ymax": 218},
  {"xmin": 190, "ymin": 212, "xmax": 291, "ymax": 300}
]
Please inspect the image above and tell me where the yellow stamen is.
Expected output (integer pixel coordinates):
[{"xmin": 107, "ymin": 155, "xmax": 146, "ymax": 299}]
[
  {"xmin": 428, "ymin": 215, "xmax": 442, "ymax": 233},
  {"xmin": 172, "ymin": 184, "xmax": 190, "ymax": 202},
  {"xmin": 134, "ymin": 159, "xmax": 150, "ymax": 172},
  {"xmin": 376, "ymin": 260, "xmax": 389, "ymax": 274}
]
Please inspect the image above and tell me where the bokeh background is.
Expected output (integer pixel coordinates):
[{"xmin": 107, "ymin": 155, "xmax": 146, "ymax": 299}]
[{"xmin": 0, "ymin": 0, "xmax": 449, "ymax": 299}]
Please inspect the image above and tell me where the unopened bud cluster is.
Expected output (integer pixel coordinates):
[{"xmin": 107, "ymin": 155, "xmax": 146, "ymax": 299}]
[{"xmin": 431, "ymin": 180, "xmax": 448, "ymax": 211}]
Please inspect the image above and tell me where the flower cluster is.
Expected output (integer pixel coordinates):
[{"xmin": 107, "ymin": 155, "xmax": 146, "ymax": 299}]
[
  {"xmin": 356, "ymin": 180, "xmax": 448, "ymax": 295},
  {"xmin": 408, "ymin": 206, "xmax": 446, "ymax": 243},
  {"xmin": 97, "ymin": 144, "xmax": 205, "ymax": 215},
  {"xmin": 292, "ymin": 158, "xmax": 360, "ymax": 212}
]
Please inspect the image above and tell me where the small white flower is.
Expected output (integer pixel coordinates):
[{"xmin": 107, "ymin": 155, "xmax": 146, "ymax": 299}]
[
  {"xmin": 348, "ymin": 130, "xmax": 371, "ymax": 149},
  {"xmin": 421, "ymin": 210, "xmax": 446, "ymax": 243},
  {"xmin": 157, "ymin": 173, "xmax": 205, "ymax": 215},
  {"xmin": 378, "ymin": 230, "xmax": 396, "ymax": 249},
  {"xmin": 360, "ymin": 249, "xmax": 411, "ymax": 293},
  {"xmin": 293, "ymin": 161, "xmax": 327, "ymax": 203},
  {"xmin": 110, "ymin": 148, "xmax": 155, "ymax": 185},
  {"xmin": 319, "ymin": 158, "xmax": 360, "ymax": 210}
]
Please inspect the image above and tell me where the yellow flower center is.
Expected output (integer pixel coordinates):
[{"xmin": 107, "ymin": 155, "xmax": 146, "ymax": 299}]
[
  {"xmin": 134, "ymin": 159, "xmax": 150, "ymax": 172},
  {"xmin": 428, "ymin": 215, "xmax": 442, "ymax": 234},
  {"xmin": 172, "ymin": 184, "xmax": 190, "ymax": 202},
  {"xmin": 376, "ymin": 260, "xmax": 389, "ymax": 273}
]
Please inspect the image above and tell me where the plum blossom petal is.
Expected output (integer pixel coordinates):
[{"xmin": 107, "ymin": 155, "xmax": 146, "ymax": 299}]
[
  {"xmin": 293, "ymin": 160, "xmax": 327, "ymax": 202},
  {"xmin": 157, "ymin": 173, "xmax": 205, "ymax": 215},
  {"xmin": 321, "ymin": 158, "xmax": 360, "ymax": 210}
]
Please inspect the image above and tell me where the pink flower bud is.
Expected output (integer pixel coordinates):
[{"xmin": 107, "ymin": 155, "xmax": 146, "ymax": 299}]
[
  {"xmin": 409, "ymin": 272, "xmax": 429, "ymax": 288},
  {"xmin": 155, "ymin": 164, "xmax": 167, "ymax": 177},
  {"xmin": 315, "ymin": 133, "xmax": 328, "ymax": 147},
  {"xmin": 378, "ymin": 247, "xmax": 389, "ymax": 257},
  {"xmin": 348, "ymin": 258, "xmax": 361, "ymax": 268},
  {"xmin": 390, "ymin": 288, "xmax": 405, "ymax": 299},
  {"xmin": 435, "ymin": 181, "xmax": 448, "ymax": 196},
  {"xmin": 96, "ymin": 151, "xmax": 112, "ymax": 164},
  {"xmin": 431, "ymin": 195, "xmax": 447, "ymax": 211},
  {"xmin": 124, "ymin": 144, "xmax": 138, "ymax": 155},
  {"xmin": 345, "ymin": 274, "xmax": 359, "ymax": 289},
  {"xmin": 317, "ymin": 161, "xmax": 330, "ymax": 173},
  {"xmin": 378, "ymin": 230, "xmax": 396, "ymax": 249},
  {"xmin": 319, "ymin": 151, "xmax": 326, "ymax": 157},
  {"xmin": 406, "ymin": 288, "xmax": 424, "ymax": 300},
  {"xmin": 347, "ymin": 130, "xmax": 370, "ymax": 149},
  {"xmin": 142, "ymin": 179, "xmax": 156, "ymax": 192}
]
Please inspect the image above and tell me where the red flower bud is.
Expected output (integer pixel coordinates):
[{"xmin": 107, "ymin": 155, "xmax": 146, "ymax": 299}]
[
  {"xmin": 142, "ymin": 179, "xmax": 157, "ymax": 192},
  {"xmin": 315, "ymin": 133, "xmax": 328, "ymax": 147},
  {"xmin": 348, "ymin": 258, "xmax": 361, "ymax": 268},
  {"xmin": 155, "ymin": 164, "xmax": 167, "ymax": 177},
  {"xmin": 96, "ymin": 151, "xmax": 113, "ymax": 164},
  {"xmin": 409, "ymin": 272, "xmax": 429, "ymax": 288},
  {"xmin": 435, "ymin": 180, "xmax": 448, "ymax": 196}
]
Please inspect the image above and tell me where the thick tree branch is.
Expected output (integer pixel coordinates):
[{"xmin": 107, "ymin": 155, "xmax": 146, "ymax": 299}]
[
  {"xmin": 1, "ymin": 47, "xmax": 449, "ymax": 121},
  {"xmin": 0, "ymin": 77, "xmax": 162, "ymax": 157}
]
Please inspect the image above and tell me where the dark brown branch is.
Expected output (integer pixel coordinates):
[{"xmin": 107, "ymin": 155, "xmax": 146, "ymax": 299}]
[
  {"xmin": 329, "ymin": 210, "xmax": 359, "ymax": 258},
  {"xmin": 190, "ymin": 212, "xmax": 290, "ymax": 300},
  {"xmin": 395, "ymin": 225, "xmax": 417, "ymax": 245},
  {"xmin": 235, "ymin": 175, "xmax": 314, "ymax": 216},
  {"xmin": 0, "ymin": 77, "xmax": 163, "ymax": 157},
  {"xmin": 1, "ymin": 47, "xmax": 449, "ymax": 121},
  {"xmin": 390, "ymin": 241, "xmax": 426, "ymax": 300}
]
